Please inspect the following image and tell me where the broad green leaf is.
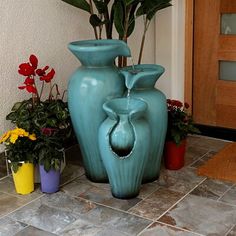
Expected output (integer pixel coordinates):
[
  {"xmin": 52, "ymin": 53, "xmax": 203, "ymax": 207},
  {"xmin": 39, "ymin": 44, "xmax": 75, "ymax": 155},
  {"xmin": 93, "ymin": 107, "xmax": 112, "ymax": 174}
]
[
  {"xmin": 93, "ymin": 0, "xmax": 108, "ymax": 14},
  {"xmin": 147, "ymin": 2, "xmax": 172, "ymax": 20},
  {"xmin": 113, "ymin": 0, "xmax": 125, "ymax": 37},
  {"xmin": 124, "ymin": 0, "xmax": 136, "ymax": 6},
  {"xmin": 11, "ymin": 102, "xmax": 23, "ymax": 111},
  {"xmin": 6, "ymin": 112, "xmax": 17, "ymax": 121},
  {"xmin": 136, "ymin": 0, "xmax": 171, "ymax": 19},
  {"xmin": 127, "ymin": 2, "xmax": 139, "ymax": 37},
  {"xmin": 136, "ymin": 4, "xmax": 145, "ymax": 17},
  {"xmin": 89, "ymin": 14, "xmax": 103, "ymax": 27},
  {"xmin": 61, "ymin": 0, "xmax": 90, "ymax": 13}
]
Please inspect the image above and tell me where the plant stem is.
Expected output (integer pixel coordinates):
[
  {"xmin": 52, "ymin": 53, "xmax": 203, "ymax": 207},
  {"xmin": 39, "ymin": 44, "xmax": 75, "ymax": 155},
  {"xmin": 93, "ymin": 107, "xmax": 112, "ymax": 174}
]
[
  {"xmin": 39, "ymin": 81, "xmax": 44, "ymax": 100},
  {"xmin": 121, "ymin": 5, "xmax": 131, "ymax": 67},
  {"xmin": 89, "ymin": 0, "xmax": 98, "ymax": 39},
  {"xmin": 138, "ymin": 17, "xmax": 150, "ymax": 64}
]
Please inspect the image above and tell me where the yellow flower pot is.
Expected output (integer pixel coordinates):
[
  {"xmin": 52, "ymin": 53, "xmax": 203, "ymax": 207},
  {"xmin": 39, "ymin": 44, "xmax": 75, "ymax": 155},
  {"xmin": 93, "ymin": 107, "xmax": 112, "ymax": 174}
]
[{"xmin": 12, "ymin": 162, "xmax": 34, "ymax": 195}]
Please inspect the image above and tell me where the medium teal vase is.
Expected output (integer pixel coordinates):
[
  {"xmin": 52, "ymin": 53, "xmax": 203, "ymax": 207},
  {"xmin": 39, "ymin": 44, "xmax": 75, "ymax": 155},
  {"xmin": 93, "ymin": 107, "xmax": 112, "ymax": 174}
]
[
  {"xmin": 120, "ymin": 64, "xmax": 167, "ymax": 183},
  {"xmin": 68, "ymin": 39, "xmax": 131, "ymax": 182},
  {"xmin": 98, "ymin": 98, "xmax": 150, "ymax": 199}
]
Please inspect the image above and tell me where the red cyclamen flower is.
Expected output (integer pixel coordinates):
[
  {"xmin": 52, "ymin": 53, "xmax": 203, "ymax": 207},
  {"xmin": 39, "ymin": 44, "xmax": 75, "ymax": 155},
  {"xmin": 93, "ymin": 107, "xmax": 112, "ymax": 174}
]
[
  {"xmin": 18, "ymin": 63, "xmax": 35, "ymax": 76},
  {"xmin": 36, "ymin": 66, "xmax": 49, "ymax": 76},
  {"xmin": 29, "ymin": 54, "xmax": 38, "ymax": 69},
  {"xmin": 18, "ymin": 54, "xmax": 38, "ymax": 76},
  {"xmin": 40, "ymin": 68, "xmax": 55, "ymax": 83},
  {"xmin": 18, "ymin": 85, "xmax": 37, "ymax": 94}
]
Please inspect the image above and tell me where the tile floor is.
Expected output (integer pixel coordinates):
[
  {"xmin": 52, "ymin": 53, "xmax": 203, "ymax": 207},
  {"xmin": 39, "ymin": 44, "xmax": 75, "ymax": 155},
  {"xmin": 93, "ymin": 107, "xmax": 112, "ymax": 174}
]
[{"xmin": 0, "ymin": 135, "xmax": 235, "ymax": 236}]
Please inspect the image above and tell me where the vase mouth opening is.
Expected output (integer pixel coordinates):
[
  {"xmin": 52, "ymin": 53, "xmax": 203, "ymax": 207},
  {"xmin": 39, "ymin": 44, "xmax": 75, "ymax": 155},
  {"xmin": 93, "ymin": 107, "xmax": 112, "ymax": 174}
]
[
  {"xmin": 121, "ymin": 64, "xmax": 165, "ymax": 89},
  {"xmin": 103, "ymin": 97, "xmax": 147, "ymax": 115}
]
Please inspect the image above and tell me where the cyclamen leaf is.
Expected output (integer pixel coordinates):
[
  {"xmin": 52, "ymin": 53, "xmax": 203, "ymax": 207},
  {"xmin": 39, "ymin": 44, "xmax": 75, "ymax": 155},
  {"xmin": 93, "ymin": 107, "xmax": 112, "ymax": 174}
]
[{"xmin": 61, "ymin": 0, "xmax": 90, "ymax": 13}]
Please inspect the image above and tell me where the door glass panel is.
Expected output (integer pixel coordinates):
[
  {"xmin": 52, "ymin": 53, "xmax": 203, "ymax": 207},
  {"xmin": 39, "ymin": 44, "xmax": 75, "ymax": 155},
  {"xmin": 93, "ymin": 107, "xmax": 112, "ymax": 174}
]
[
  {"xmin": 221, "ymin": 14, "xmax": 236, "ymax": 34},
  {"xmin": 220, "ymin": 61, "xmax": 236, "ymax": 81}
]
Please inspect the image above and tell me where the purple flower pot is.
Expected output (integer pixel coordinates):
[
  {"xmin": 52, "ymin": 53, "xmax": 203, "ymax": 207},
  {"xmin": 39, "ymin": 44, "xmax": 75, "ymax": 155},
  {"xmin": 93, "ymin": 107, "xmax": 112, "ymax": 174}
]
[{"xmin": 39, "ymin": 165, "xmax": 60, "ymax": 193}]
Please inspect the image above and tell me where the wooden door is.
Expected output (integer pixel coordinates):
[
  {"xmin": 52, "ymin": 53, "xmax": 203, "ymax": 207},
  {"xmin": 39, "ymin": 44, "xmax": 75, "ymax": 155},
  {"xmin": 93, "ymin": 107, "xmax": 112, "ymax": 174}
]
[{"xmin": 193, "ymin": 0, "xmax": 236, "ymax": 129}]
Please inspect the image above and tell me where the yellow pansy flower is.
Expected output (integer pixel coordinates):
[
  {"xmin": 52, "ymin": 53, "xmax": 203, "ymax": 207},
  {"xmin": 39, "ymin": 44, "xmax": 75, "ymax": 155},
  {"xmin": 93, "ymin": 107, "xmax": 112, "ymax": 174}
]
[
  {"xmin": 9, "ymin": 133, "xmax": 19, "ymax": 144},
  {"xmin": 0, "ymin": 131, "xmax": 10, "ymax": 143},
  {"xmin": 28, "ymin": 133, "xmax": 36, "ymax": 141}
]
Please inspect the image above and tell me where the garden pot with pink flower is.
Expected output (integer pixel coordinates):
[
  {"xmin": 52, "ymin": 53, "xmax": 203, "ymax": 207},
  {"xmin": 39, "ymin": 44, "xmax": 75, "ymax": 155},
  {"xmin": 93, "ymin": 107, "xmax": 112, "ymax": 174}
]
[
  {"xmin": 0, "ymin": 128, "xmax": 37, "ymax": 194},
  {"xmin": 164, "ymin": 99, "xmax": 200, "ymax": 170}
]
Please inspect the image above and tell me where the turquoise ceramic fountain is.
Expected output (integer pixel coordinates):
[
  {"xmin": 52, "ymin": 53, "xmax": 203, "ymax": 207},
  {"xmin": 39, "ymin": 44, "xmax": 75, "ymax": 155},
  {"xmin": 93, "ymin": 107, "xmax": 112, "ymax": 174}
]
[
  {"xmin": 68, "ymin": 39, "xmax": 131, "ymax": 182},
  {"xmin": 120, "ymin": 64, "xmax": 167, "ymax": 183},
  {"xmin": 68, "ymin": 40, "xmax": 167, "ymax": 198},
  {"xmin": 98, "ymin": 98, "xmax": 150, "ymax": 199}
]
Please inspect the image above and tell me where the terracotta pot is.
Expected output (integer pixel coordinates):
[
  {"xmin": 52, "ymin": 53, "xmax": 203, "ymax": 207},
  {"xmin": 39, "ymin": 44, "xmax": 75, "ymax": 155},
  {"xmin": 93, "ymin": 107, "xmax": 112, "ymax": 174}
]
[{"xmin": 164, "ymin": 139, "xmax": 186, "ymax": 170}]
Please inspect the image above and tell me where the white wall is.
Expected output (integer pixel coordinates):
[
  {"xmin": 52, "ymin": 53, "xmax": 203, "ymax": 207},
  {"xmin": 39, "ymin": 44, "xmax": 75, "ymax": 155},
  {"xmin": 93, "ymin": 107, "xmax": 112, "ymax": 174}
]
[
  {"xmin": 0, "ymin": 0, "xmax": 155, "ymax": 151},
  {"xmin": 155, "ymin": 0, "xmax": 185, "ymax": 101}
]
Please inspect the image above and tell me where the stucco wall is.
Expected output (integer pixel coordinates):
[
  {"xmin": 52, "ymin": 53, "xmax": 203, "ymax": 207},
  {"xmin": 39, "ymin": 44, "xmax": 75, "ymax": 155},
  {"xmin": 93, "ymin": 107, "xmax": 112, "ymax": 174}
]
[
  {"xmin": 0, "ymin": 0, "xmax": 158, "ymax": 151},
  {"xmin": 155, "ymin": 0, "xmax": 185, "ymax": 101}
]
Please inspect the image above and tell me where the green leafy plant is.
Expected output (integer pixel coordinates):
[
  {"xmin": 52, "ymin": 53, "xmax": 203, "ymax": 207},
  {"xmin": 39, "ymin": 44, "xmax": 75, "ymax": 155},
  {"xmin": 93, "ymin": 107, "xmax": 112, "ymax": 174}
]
[
  {"xmin": 166, "ymin": 99, "xmax": 200, "ymax": 145},
  {"xmin": 61, "ymin": 0, "xmax": 171, "ymax": 66},
  {"xmin": 6, "ymin": 99, "xmax": 72, "ymax": 141},
  {"xmin": 5, "ymin": 54, "xmax": 73, "ymax": 171},
  {"xmin": 34, "ymin": 131, "xmax": 64, "ymax": 172},
  {"xmin": 0, "ymin": 128, "xmax": 37, "ymax": 173}
]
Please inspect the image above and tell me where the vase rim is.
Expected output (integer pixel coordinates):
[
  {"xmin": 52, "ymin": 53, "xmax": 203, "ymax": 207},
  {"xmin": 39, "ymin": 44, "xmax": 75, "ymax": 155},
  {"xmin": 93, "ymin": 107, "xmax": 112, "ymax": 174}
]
[{"xmin": 68, "ymin": 39, "xmax": 126, "ymax": 52}]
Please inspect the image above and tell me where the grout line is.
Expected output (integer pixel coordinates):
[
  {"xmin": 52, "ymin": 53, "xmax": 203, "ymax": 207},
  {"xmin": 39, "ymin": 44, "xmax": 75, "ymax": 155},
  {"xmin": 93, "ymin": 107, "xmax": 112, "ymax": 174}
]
[
  {"xmin": 224, "ymin": 224, "xmax": 235, "ymax": 236},
  {"xmin": 59, "ymin": 172, "xmax": 85, "ymax": 188},
  {"xmin": 154, "ymin": 221, "xmax": 206, "ymax": 236},
  {"xmin": 127, "ymin": 185, "xmax": 161, "ymax": 212},
  {"xmin": 74, "ymin": 195, "xmax": 155, "ymax": 222},
  {"xmin": 0, "ymin": 194, "xmax": 45, "ymax": 221},
  {"xmin": 188, "ymin": 150, "xmax": 211, "ymax": 168},
  {"xmin": 136, "ymin": 221, "xmax": 155, "ymax": 236},
  {"xmin": 155, "ymin": 177, "xmax": 207, "ymax": 222},
  {"xmin": 218, "ymin": 182, "xmax": 236, "ymax": 203}
]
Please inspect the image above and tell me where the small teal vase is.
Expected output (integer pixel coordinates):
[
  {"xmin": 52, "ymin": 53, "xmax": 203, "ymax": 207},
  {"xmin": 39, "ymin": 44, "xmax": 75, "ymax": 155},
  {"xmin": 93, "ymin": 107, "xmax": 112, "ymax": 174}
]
[
  {"xmin": 98, "ymin": 98, "xmax": 150, "ymax": 199},
  {"xmin": 120, "ymin": 64, "xmax": 167, "ymax": 183},
  {"xmin": 68, "ymin": 39, "xmax": 131, "ymax": 182}
]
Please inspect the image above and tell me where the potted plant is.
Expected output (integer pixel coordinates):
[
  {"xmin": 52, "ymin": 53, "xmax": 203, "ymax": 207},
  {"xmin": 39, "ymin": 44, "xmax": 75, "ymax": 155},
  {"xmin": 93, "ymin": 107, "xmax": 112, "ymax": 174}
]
[
  {"xmin": 5, "ymin": 54, "xmax": 73, "ymax": 184},
  {"xmin": 164, "ymin": 99, "xmax": 200, "ymax": 170},
  {"xmin": 61, "ymin": 0, "xmax": 171, "ymax": 66},
  {"xmin": 34, "ymin": 129, "xmax": 64, "ymax": 193},
  {"xmin": 0, "ymin": 127, "xmax": 36, "ymax": 194}
]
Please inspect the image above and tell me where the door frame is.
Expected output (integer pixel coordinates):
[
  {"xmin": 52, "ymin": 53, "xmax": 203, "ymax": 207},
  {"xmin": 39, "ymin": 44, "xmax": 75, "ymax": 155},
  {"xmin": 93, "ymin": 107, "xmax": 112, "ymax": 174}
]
[{"xmin": 184, "ymin": 0, "xmax": 194, "ymax": 112}]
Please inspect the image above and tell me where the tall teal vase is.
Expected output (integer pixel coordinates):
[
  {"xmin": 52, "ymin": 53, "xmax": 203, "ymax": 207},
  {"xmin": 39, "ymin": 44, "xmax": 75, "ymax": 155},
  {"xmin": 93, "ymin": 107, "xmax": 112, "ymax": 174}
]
[
  {"xmin": 98, "ymin": 98, "xmax": 150, "ymax": 199},
  {"xmin": 67, "ymin": 39, "xmax": 131, "ymax": 182},
  {"xmin": 120, "ymin": 64, "xmax": 167, "ymax": 183}
]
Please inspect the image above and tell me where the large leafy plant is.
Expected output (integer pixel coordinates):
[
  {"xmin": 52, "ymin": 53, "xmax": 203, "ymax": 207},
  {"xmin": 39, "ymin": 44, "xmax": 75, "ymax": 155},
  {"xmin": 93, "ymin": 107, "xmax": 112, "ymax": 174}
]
[
  {"xmin": 166, "ymin": 99, "xmax": 200, "ymax": 145},
  {"xmin": 62, "ymin": 0, "xmax": 172, "ymax": 66}
]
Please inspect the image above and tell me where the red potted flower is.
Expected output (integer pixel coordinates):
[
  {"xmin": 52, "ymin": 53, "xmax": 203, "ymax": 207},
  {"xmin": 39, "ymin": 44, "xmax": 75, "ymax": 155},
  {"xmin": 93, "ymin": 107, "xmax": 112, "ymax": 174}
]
[{"xmin": 164, "ymin": 99, "xmax": 200, "ymax": 170}]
